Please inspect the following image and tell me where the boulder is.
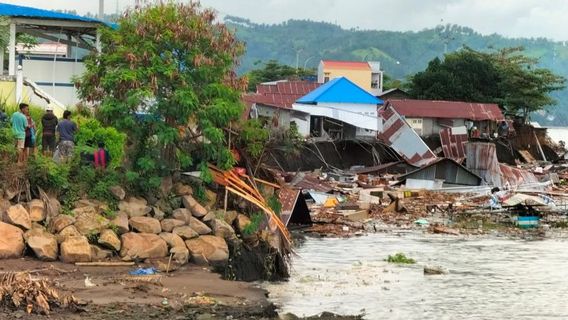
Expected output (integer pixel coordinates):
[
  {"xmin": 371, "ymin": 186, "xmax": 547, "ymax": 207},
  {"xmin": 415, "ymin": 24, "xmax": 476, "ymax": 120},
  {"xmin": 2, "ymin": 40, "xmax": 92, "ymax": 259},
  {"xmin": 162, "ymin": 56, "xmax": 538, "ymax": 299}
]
[
  {"xmin": 0, "ymin": 198, "xmax": 11, "ymax": 214},
  {"xmin": 236, "ymin": 214, "xmax": 252, "ymax": 234},
  {"xmin": 4, "ymin": 204, "xmax": 31, "ymax": 230},
  {"xmin": 98, "ymin": 229, "xmax": 121, "ymax": 251},
  {"xmin": 120, "ymin": 233, "xmax": 168, "ymax": 260},
  {"xmin": 110, "ymin": 212, "xmax": 129, "ymax": 234},
  {"xmin": 49, "ymin": 215, "xmax": 75, "ymax": 234},
  {"xmin": 171, "ymin": 246, "xmax": 189, "ymax": 265},
  {"xmin": 74, "ymin": 200, "xmax": 108, "ymax": 215},
  {"xmin": 24, "ymin": 229, "xmax": 58, "ymax": 261},
  {"xmin": 160, "ymin": 176, "xmax": 173, "ymax": 196},
  {"xmin": 173, "ymin": 183, "xmax": 193, "ymax": 196},
  {"xmin": 152, "ymin": 206, "xmax": 166, "ymax": 221},
  {"xmin": 211, "ymin": 218, "xmax": 237, "ymax": 241},
  {"xmin": 109, "ymin": 185, "xmax": 126, "ymax": 201},
  {"xmin": 189, "ymin": 216, "xmax": 212, "ymax": 235},
  {"xmin": 172, "ymin": 208, "xmax": 192, "ymax": 223},
  {"xmin": 204, "ymin": 189, "xmax": 217, "ymax": 208},
  {"xmin": 159, "ymin": 232, "xmax": 186, "ymax": 249},
  {"xmin": 185, "ymin": 235, "xmax": 229, "ymax": 266},
  {"xmin": 201, "ymin": 211, "xmax": 216, "ymax": 223},
  {"xmin": 91, "ymin": 245, "xmax": 113, "ymax": 261},
  {"xmin": 46, "ymin": 197, "xmax": 61, "ymax": 218},
  {"xmin": 27, "ymin": 199, "xmax": 46, "ymax": 222},
  {"xmin": 74, "ymin": 211, "xmax": 109, "ymax": 236},
  {"xmin": 161, "ymin": 219, "xmax": 186, "ymax": 233},
  {"xmin": 129, "ymin": 217, "xmax": 161, "ymax": 234},
  {"xmin": 118, "ymin": 197, "xmax": 152, "ymax": 218},
  {"xmin": 182, "ymin": 195, "xmax": 207, "ymax": 218},
  {"xmin": 0, "ymin": 221, "xmax": 25, "ymax": 258},
  {"xmin": 56, "ymin": 225, "xmax": 81, "ymax": 244},
  {"xmin": 173, "ymin": 226, "xmax": 199, "ymax": 240},
  {"xmin": 3, "ymin": 187, "xmax": 19, "ymax": 201},
  {"xmin": 223, "ymin": 210, "xmax": 239, "ymax": 225},
  {"xmin": 60, "ymin": 236, "xmax": 92, "ymax": 263}
]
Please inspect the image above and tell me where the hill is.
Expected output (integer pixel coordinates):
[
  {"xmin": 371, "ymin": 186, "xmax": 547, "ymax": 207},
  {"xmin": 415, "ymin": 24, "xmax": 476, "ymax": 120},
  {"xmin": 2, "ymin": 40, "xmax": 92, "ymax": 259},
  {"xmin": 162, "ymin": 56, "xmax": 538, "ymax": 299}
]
[{"xmin": 225, "ymin": 16, "xmax": 568, "ymax": 126}]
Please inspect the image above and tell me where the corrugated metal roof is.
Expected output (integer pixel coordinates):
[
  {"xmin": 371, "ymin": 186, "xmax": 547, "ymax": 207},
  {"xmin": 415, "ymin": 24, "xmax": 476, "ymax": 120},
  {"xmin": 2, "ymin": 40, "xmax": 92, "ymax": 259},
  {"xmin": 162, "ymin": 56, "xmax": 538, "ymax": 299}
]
[
  {"xmin": 439, "ymin": 127, "xmax": 468, "ymax": 162},
  {"xmin": 398, "ymin": 158, "xmax": 482, "ymax": 187},
  {"xmin": 386, "ymin": 99, "xmax": 504, "ymax": 121},
  {"xmin": 378, "ymin": 106, "xmax": 437, "ymax": 167},
  {"xmin": 296, "ymin": 77, "xmax": 382, "ymax": 105},
  {"xmin": 243, "ymin": 81, "xmax": 320, "ymax": 110},
  {"xmin": 321, "ymin": 60, "xmax": 371, "ymax": 70},
  {"xmin": 0, "ymin": 3, "xmax": 103, "ymax": 23}
]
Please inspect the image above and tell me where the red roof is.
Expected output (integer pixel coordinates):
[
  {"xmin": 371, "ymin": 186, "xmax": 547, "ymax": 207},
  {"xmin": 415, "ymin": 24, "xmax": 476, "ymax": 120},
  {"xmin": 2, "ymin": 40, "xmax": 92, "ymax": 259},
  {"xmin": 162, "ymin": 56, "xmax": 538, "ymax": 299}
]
[
  {"xmin": 321, "ymin": 60, "xmax": 370, "ymax": 70},
  {"xmin": 386, "ymin": 99, "xmax": 504, "ymax": 121},
  {"xmin": 243, "ymin": 81, "xmax": 320, "ymax": 110}
]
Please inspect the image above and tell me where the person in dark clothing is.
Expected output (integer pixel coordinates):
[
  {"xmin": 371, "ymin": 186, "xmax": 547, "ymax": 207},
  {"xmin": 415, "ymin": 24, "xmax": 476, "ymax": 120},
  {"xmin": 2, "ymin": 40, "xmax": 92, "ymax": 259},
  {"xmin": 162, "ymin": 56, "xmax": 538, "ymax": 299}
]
[
  {"xmin": 0, "ymin": 108, "xmax": 7, "ymax": 126},
  {"xmin": 93, "ymin": 142, "xmax": 111, "ymax": 170},
  {"xmin": 41, "ymin": 106, "xmax": 58, "ymax": 156},
  {"xmin": 55, "ymin": 110, "xmax": 78, "ymax": 162}
]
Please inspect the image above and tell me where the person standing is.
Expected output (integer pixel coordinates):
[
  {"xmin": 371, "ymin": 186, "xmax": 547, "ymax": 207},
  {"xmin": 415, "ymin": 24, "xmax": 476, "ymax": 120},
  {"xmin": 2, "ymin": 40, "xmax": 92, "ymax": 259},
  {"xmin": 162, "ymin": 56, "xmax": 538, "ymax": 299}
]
[
  {"xmin": 92, "ymin": 141, "xmax": 111, "ymax": 170},
  {"xmin": 56, "ymin": 110, "xmax": 78, "ymax": 162},
  {"xmin": 11, "ymin": 103, "xmax": 29, "ymax": 163},
  {"xmin": 24, "ymin": 107, "xmax": 37, "ymax": 158},
  {"xmin": 41, "ymin": 106, "xmax": 58, "ymax": 156}
]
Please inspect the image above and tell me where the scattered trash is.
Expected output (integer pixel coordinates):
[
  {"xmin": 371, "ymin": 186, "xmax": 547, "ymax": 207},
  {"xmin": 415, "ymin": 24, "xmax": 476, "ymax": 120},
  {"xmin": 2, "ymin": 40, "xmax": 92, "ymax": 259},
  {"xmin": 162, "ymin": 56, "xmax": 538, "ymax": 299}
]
[
  {"xmin": 84, "ymin": 276, "xmax": 96, "ymax": 288},
  {"xmin": 414, "ymin": 219, "xmax": 429, "ymax": 226},
  {"xmin": 129, "ymin": 267, "xmax": 158, "ymax": 276}
]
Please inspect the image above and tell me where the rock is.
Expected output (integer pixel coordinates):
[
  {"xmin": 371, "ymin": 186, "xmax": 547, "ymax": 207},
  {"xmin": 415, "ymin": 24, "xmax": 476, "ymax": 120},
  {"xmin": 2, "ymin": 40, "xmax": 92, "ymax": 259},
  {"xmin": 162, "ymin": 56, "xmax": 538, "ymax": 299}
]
[
  {"xmin": 74, "ymin": 199, "xmax": 108, "ymax": 215},
  {"xmin": 120, "ymin": 233, "xmax": 168, "ymax": 260},
  {"xmin": 4, "ymin": 204, "xmax": 31, "ymax": 230},
  {"xmin": 201, "ymin": 211, "xmax": 216, "ymax": 223},
  {"xmin": 49, "ymin": 215, "xmax": 75, "ymax": 233},
  {"xmin": 110, "ymin": 212, "xmax": 129, "ymax": 234},
  {"xmin": 203, "ymin": 189, "xmax": 217, "ymax": 208},
  {"xmin": 56, "ymin": 225, "xmax": 81, "ymax": 244},
  {"xmin": 159, "ymin": 232, "xmax": 186, "ymax": 249},
  {"xmin": 173, "ymin": 183, "xmax": 193, "ymax": 196},
  {"xmin": 161, "ymin": 219, "xmax": 186, "ymax": 233},
  {"xmin": 236, "ymin": 214, "xmax": 252, "ymax": 234},
  {"xmin": 173, "ymin": 226, "xmax": 199, "ymax": 240},
  {"xmin": 160, "ymin": 176, "xmax": 173, "ymax": 196},
  {"xmin": 172, "ymin": 208, "xmax": 192, "ymax": 223},
  {"xmin": 189, "ymin": 216, "xmax": 212, "ymax": 235},
  {"xmin": 60, "ymin": 236, "xmax": 92, "ymax": 263},
  {"xmin": 24, "ymin": 229, "xmax": 58, "ymax": 261},
  {"xmin": 47, "ymin": 197, "xmax": 61, "ymax": 218},
  {"xmin": 118, "ymin": 197, "xmax": 152, "ymax": 218},
  {"xmin": 223, "ymin": 210, "xmax": 238, "ymax": 225},
  {"xmin": 0, "ymin": 198, "xmax": 11, "ymax": 214},
  {"xmin": 152, "ymin": 206, "xmax": 166, "ymax": 221},
  {"xmin": 98, "ymin": 229, "xmax": 121, "ymax": 251},
  {"xmin": 3, "ymin": 187, "xmax": 19, "ymax": 201},
  {"xmin": 185, "ymin": 235, "xmax": 229, "ymax": 266},
  {"xmin": 91, "ymin": 245, "xmax": 113, "ymax": 261},
  {"xmin": 129, "ymin": 217, "xmax": 161, "ymax": 234},
  {"xmin": 109, "ymin": 185, "xmax": 126, "ymax": 201},
  {"xmin": 182, "ymin": 195, "xmax": 207, "ymax": 218},
  {"xmin": 74, "ymin": 211, "xmax": 109, "ymax": 236},
  {"xmin": 27, "ymin": 199, "xmax": 46, "ymax": 222},
  {"xmin": 424, "ymin": 265, "xmax": 448, "ymax": 275},
  {"xmin": 0, "ymin": 221, "xmax": 25, "ymax": 258},
  {"xmin": 211, "ymin": 219, "xmax": 236, "ymax": 241},
  {"xmin": 171, "ymin": 246, "xmax": 189, "ymax": 265}
]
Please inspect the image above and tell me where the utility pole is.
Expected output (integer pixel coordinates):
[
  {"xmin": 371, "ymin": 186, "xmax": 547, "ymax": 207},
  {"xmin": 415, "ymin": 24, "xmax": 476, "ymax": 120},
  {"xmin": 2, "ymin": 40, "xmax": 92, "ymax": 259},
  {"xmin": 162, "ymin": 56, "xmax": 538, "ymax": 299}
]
[{"xmin": 98, "ymin": 0, "xmax": 104, "ymax": 20}]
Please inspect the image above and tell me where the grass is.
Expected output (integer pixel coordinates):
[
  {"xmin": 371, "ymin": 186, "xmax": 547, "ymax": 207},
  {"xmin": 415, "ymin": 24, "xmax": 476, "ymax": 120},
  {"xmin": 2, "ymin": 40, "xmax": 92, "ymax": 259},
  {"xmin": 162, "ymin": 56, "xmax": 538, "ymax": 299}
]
[{"xmin": 386, "ymin": 253, "xmax": 416, "ymax": 264}]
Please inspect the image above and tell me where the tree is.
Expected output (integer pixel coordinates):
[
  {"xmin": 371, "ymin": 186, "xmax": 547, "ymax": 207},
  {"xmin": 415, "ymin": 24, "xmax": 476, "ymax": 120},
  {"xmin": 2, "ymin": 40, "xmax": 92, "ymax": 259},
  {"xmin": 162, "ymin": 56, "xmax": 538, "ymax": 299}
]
[
  {"xmin": 246, "ymin": 60, "xmax": 314, "ymax": 91},
  {"xmin": 408, "ymin": 47, "xmax": 565, "ymax": 120},
  {"xmin": 76, "ymin": 2, "xmax": 246, "ymax": 182}
]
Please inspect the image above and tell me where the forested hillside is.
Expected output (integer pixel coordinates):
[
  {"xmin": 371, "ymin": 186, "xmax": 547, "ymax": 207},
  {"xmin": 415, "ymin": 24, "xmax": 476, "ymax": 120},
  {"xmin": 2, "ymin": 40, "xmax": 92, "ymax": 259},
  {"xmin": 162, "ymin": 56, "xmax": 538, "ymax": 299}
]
[{"xmin": 226, "ymin": 16, "xmax": 568, "ymax": 126}]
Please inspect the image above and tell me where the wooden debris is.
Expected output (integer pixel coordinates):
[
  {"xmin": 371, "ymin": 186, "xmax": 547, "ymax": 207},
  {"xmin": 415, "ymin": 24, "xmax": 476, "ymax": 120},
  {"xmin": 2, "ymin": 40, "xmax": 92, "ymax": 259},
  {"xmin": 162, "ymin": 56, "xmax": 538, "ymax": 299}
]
[{"xmin": 75, "ymin": 262, "xmax": 135, "ymax": 267}]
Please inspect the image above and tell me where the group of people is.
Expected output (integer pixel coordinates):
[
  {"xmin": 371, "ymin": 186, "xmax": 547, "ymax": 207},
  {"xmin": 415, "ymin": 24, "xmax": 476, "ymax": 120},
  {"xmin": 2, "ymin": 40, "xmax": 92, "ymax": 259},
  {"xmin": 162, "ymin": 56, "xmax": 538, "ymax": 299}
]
[{"xmin": 10, "ymin": 103, "xmax": 110, "ymax": 169}]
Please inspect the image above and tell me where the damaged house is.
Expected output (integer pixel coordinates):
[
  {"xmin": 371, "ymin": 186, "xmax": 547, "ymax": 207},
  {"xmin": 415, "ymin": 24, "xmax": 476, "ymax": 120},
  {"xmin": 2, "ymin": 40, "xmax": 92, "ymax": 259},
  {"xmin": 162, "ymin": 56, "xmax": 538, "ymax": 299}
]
[
  {"xmin": 293, "ymin": 77, "xmax": 384, "ymax": 140},
  {"xmin": 385, "ymin": 99, "xmax": 504, "ymax": 137}
]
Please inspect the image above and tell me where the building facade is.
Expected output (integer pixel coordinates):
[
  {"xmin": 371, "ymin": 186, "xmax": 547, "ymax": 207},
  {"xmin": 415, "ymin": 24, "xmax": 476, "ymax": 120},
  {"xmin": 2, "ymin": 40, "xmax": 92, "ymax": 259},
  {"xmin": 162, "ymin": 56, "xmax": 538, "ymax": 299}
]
[{"xmin": 317, "ymin": 60, "xmax": 383, "ymax": 96}]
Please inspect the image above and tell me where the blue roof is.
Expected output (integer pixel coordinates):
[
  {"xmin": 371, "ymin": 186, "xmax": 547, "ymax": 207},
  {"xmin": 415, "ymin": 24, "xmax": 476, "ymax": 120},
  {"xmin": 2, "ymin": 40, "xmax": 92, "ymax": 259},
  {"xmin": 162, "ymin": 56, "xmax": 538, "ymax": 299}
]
[
  {"xmin": 0, "ymin": 3, "xmax": 103, "ymax": 24},
  {"xmin": 296, "ymin": 77, "xmax": 383, "ymax": 105}
]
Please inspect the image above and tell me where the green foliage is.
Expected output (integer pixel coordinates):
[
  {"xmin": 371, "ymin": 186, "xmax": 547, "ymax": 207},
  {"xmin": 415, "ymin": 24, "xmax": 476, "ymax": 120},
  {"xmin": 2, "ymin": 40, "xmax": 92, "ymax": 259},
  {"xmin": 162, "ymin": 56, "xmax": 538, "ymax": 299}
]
[
  {"xmin": 408, "ymin": 47, "xmax": 565, "ymax": 119},
  {"xmin": 0, "ymin": 126, "xmax": 16, "ymax": 159},
  {"xmin": 74, "ymin": 116, "xmax": 126, "ymax": 168},
  {"xmin": 86, "ymin": 231, "xmax": 100, "ymax": 244},
  {"xmin": 27, "ymin": 155, "xmax": 70, "ymax": 194},
  {"xmin": 267, "ymin": 194, "xmax": 282, "ymax": 216},
  {"xmin": 239, "ymin": 119, "xmax": 269, "ymax": 159},
  {"xmin": 386, "ymin": 253, "xmax": 416, "ymax": 264},
  {"xmin": 76, "ymin": 2, "xmax": 246, "ymax": 181},
  {"xmin": 246, "ymin": 60, "xmax": 315, "ymax": 91},
  {"xmin": 242, "ymin": 212, "xmax": 264, "ymax": 235}
]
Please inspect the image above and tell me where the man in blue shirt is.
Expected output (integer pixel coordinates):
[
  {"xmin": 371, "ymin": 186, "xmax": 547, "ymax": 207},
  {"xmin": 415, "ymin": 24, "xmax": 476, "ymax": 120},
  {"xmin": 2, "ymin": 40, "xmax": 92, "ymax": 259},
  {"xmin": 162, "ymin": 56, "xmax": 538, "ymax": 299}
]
[
  {"xmin": 11, "ymin": 103, "xmax": 29, "ymax": 163},
  {"xmin": 56, "ymin": 110, "xmax": 78, "ymax": 162}
]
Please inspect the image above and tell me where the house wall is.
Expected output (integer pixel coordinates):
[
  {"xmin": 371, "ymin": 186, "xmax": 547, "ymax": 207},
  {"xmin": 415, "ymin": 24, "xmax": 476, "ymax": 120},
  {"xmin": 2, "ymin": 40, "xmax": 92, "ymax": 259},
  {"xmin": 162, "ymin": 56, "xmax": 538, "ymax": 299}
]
[
  {"xmin": 257, "ymin": 105, "xmax": 291, "ymax": 129},
  {"xmin": 405, "ymin": 117, "xmax": 468, "ymax": 136},
  {"xmin": 317, "ymin": 102, "xmax": 381, "ymax": 136},
  {"xmin": 291, "ymin": 111, "xmax": 310, "ymax": 136},
  {"xmin": 318, "ymin": 67, "xmax": 372, "ymax": 92}
]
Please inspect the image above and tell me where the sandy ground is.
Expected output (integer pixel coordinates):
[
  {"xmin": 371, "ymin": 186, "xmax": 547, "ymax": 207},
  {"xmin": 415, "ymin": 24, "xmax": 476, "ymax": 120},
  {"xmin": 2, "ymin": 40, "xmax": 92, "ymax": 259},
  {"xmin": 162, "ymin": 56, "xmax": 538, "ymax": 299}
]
[{"xmin": 0, "ymin": 258, "xmax": 275, "ymax": 319}]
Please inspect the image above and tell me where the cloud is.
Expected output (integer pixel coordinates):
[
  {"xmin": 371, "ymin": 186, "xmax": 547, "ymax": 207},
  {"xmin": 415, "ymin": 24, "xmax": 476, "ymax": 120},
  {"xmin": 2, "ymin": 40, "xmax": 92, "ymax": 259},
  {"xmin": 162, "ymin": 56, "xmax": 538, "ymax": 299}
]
[{"xmin": 3, "ymin": 0, "xmax": 568, "ymax": 41}]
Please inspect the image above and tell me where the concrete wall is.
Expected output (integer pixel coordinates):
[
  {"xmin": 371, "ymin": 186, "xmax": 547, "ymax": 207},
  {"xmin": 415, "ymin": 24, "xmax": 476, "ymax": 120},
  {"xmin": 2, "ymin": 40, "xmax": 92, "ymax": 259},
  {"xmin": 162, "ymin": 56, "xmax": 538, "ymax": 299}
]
[
  {"xmin": 257, "ymin": 105, "xmax": 291, "ymax": 129},
  {"xmin": 406, "ymin": 117, "xmax": 467, "ymax": 136}
]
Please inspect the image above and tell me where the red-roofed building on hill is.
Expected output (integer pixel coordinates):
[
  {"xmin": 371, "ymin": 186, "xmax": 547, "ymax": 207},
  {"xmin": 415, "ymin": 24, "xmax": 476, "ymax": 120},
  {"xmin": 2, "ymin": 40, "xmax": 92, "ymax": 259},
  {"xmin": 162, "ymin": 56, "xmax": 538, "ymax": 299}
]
[
  {"xmin": 243, "ymin": 80, "xmax": 320, "ymax": 133},
  {"xmin": 384, "ymin": 99, "xmax": 505, "ymax": 137}
]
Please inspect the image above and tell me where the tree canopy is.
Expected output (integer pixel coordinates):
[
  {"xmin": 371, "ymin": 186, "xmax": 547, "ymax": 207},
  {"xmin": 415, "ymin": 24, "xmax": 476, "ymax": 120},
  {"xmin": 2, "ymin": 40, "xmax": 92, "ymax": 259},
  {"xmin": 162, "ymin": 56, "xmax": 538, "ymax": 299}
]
[
  {"xmin": 76, "ymin": 2, "xmax": 246, "ymax": 181},
  {"xmin": 408, "ymin": 47, "xmax": 565, "ymax": 119},
  {"xmin": 246, "ymin": 60, "xmax": 314, "ymax": 91}
]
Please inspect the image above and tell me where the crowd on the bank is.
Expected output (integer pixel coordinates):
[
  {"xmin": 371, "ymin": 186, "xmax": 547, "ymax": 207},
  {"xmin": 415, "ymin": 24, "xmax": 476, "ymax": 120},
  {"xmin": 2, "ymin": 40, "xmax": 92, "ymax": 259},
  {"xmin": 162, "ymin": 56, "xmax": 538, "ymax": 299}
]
[{"xmin": 2, "ymin": 103, "xmax": 110, "ymax": 169}]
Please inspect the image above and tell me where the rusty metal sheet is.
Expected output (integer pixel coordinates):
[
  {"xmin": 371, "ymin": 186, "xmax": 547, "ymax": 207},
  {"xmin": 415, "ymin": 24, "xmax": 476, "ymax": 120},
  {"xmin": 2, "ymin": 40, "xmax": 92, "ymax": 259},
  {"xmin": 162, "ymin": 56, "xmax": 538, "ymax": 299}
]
[
  {"xmin": 278, "ymin": 187, "xmax": 301, "ymax": 226},
  {"xmin": 288, "ymin": 172, "xmax": 334, "ymax": 193},
  {"xmin": 440, "ymin": 127, "xmax": 468, "ymax": 162},
  {"xmin": 465, "ymin": 142, "xmax": 538, "ymax": 188},
  {"xmin": 378, "ymin": 106, "xmax": 437, "ymax": 167}
]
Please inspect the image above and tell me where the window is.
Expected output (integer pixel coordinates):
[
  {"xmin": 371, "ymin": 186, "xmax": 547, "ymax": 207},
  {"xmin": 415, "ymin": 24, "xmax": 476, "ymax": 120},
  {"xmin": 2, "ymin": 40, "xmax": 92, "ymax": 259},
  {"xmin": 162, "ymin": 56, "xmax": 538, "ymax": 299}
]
[
  {"xmin": 324, "ymin": 72, "xmax": 330, "ymax": 83},
  {"xmin": 371, "ymin": 80, "xmax": 378, "ymax": 89}
]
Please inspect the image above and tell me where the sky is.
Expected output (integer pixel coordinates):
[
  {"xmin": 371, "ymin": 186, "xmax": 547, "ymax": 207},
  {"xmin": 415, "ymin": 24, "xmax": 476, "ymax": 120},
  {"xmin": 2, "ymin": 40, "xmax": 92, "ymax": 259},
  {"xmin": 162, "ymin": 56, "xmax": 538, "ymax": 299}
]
[{"xmin": 4, "ymin": 0, "xmax": 568, "ymax": 41}]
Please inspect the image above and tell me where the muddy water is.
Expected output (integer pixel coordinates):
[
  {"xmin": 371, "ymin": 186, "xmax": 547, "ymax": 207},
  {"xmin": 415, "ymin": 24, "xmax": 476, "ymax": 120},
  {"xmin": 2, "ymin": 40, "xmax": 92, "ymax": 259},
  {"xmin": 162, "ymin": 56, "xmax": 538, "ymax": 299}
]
[{"xmin": 265, "ymin": 233, "xmax": 568, "ymax": 319}]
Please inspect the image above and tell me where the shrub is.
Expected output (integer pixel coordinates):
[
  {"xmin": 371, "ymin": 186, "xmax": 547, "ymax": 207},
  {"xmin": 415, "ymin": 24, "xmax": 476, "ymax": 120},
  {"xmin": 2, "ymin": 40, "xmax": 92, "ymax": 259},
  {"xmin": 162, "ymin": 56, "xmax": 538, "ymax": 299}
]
[
  {"xmin": 242, "ymin": 212, "xmax": 265, "ymax": 235},
  {"xmin": 27, "ymin": 155, "xmax": 70, "ymax": 194},
  {"xmin": 74, "ymin": 116, "xmax": 126, "ymax": 168},
  {"xmin": 386, "ymin": 253, "xmax": 416, "ymax": 264}
]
